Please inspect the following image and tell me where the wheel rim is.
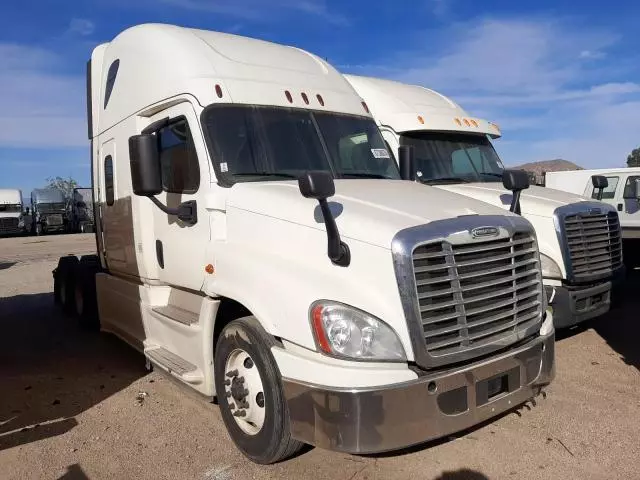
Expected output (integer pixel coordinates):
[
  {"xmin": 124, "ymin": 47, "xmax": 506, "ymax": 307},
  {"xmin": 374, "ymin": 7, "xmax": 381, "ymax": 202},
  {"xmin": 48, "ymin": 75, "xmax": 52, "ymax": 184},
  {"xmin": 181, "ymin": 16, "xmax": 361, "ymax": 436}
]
[
  {"xmin": 224, "ymin": 349, "xmax": 266, "ymax": 435},
  {"xmin": 75, "ymin": 284, "xmax": 84, "ymax": 316}
]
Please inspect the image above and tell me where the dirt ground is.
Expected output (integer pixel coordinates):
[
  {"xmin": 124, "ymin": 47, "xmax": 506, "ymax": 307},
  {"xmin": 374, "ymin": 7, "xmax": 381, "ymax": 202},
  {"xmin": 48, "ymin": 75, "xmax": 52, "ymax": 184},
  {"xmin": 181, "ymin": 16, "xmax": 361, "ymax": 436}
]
[{"xmin": 1, "ymin": 233, "xmax": 639, "ymax": 480}]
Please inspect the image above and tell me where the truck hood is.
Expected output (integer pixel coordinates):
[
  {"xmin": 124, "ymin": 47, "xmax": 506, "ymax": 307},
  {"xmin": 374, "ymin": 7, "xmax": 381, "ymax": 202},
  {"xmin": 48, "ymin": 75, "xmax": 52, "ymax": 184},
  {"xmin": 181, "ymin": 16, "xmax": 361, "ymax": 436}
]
[
  {"xmin": 226, "ymin": 179, "xmax": 519, "ymax": 249},
  {"xmin": 0, "ymin": 212, "xmax": 21, "ymax": 219},
  {"xmin": 437, "ymin": 183, "xmax": 589, "ymax": 217}
]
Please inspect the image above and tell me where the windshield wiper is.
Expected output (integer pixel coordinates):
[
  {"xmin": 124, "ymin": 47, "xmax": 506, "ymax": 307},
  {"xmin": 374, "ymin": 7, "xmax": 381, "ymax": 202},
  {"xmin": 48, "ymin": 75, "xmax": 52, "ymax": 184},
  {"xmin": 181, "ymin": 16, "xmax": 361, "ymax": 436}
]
[
  {"xmin": 419, "ymin": 177, "xmax": 470, "ymax": 184},
  {"xmin": 233, "ymin": 172, "xmax": 298, "ymax": 179},
  {"xmin": 481, "ymin": 172, "xmax": 503, "ymax": 178},
  {"xmin": 341, "ymin": 172, "xmax": 393, "ymax": 179}
]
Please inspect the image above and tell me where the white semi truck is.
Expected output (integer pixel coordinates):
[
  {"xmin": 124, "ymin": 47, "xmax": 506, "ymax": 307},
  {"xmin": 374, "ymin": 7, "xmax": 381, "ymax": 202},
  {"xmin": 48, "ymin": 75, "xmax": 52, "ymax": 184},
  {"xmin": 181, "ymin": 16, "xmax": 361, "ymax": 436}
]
[
  {"xmin": 0, "ymin": 189, "xmax": 25, "ymax": 236},
  {"xmin": 345, "ymin": 74, "xmax": 625, "ymax": 329},
  {"xmin": 54, "ymin": 24, "xmax": 554, "ymax": 464}
]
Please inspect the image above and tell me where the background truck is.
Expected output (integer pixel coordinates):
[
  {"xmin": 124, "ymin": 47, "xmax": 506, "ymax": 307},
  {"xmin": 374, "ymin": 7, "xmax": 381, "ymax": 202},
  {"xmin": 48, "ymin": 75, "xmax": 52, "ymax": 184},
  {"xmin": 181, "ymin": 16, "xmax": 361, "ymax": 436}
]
[
  {"xmin": 345, "ymin": 74, "xmax": 625, "ymax": 329},
  {"xmin": 546, "ymin": 168, "xmax": 640, "ymax": 267},
  {"xmin": 54, "ymin": 23, "xmax": 554, "ymax": 464},
  {"xmin": 67, "ymin": 187, "xmax": 95, "ymax": 233},
  {"xmin": 30, "ymin": 188, "xmax": 68, "ymax": 235},
  {"xmin": 0, "ymin": 189, "xmax": 25, "ymax": 236}
]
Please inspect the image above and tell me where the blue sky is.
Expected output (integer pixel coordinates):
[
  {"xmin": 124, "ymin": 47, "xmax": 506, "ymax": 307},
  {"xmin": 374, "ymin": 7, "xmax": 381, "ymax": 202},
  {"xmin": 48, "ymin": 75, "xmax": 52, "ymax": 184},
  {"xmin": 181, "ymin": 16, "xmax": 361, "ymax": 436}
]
[{"xmin": 1, "ymin": 0, "xmax": 640, "ymax": 198}]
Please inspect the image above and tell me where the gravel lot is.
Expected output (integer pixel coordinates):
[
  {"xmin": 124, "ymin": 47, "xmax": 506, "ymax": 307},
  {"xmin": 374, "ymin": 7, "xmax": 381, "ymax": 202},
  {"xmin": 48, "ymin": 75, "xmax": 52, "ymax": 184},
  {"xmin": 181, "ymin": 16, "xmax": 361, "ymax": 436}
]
[{"xmin": 1, "ymin": 234, "xmax": 639, "ymax": 480}]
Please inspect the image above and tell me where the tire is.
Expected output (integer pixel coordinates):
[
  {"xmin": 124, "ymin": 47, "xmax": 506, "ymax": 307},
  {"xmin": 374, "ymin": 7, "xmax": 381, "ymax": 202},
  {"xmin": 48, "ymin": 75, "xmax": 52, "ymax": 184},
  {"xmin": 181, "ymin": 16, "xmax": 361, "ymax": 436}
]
[
  {"xmin": 73, "ymin": 256, "xmax": 101, "ymax": 330},
  {"xmin": 214, "ymin": 316, "xmax": 303, "ymax": 464},
  {"xmin": 35, "ymin": 224, "xmax": 42, "ymax": 236},
  {"xmin": 54, "ymin": 256, "xmax": 79, "ymax": 313}
]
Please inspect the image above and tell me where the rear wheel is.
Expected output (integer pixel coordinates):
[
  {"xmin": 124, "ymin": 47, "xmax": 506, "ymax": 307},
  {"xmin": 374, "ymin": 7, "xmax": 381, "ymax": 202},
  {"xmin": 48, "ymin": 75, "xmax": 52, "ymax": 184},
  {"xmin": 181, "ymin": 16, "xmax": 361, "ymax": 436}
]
[
  {"xmin": 214, "ymin": 317, "xmax": 303, "ymax": 464},
  {"xmin": 54, "ymin": 256, "xmax": 78, "ymax": 313},
  {"xmin": 73, "ymin": 256, "xmax": 101, "ymax": 330}
]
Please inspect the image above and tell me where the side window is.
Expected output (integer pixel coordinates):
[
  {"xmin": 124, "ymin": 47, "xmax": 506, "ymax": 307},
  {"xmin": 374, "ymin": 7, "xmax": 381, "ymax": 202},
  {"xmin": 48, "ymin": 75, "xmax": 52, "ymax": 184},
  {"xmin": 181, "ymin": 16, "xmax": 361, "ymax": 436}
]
[
  {"xmin": 623, "ymin": 175, "xmax": 640, "ymax": 198},
  {"xmin": 104, "ymin": 60, "xmax": 120, "ymax": 109},
  {"xmin": 157, "ymin": 119, "xmax": 200, "ymax": 194},
  {"xmin": 104, "ymin": 155, "xmax": 114, "ymax": 206},
  {"xmin": 591, "ymin": 176, "xmax": 619, "ymax": 199}
]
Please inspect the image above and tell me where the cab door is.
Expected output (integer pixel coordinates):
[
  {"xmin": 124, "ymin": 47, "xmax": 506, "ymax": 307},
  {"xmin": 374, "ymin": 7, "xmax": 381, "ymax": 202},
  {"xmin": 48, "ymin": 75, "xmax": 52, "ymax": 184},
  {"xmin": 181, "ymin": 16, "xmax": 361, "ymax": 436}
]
[
  {"xmin": 619, "ymin": 174, "xmax": 640, "ymax": 237},
  {"xmin": 145, "ymin": 103, "xmax": 211, "ymax": 291}
]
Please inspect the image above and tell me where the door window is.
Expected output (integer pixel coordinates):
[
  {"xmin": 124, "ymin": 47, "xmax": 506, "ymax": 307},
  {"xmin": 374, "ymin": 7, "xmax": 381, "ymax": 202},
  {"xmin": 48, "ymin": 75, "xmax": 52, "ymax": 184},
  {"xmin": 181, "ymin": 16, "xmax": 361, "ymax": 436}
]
[
  {"xmin": 157, "ymin": 119, "xmax": 200, "ymax": 193},
  {"xmin": 104, "ymin": 155, "xmax": 114, "ymax": 206},
  {"xmin": 623, "ymin": 176, "xmax": 640, "ymax": 198},
  {"xmin": 590, "ymin": 176, "xmax": 619, "ymax": 199}
]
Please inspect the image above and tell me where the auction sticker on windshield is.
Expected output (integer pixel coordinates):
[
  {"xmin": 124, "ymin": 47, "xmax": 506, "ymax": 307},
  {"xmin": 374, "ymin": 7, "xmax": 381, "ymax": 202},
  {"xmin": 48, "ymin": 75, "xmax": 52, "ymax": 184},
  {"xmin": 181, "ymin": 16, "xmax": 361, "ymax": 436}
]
[{"xmin": 371, "ymin": 148, "xmax": 390, "ymax": 158}]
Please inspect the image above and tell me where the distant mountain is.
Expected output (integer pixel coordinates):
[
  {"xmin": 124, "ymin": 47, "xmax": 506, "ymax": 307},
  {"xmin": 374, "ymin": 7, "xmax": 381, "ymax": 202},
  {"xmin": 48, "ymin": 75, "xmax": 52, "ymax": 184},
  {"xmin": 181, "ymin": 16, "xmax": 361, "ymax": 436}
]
[{"xmin": 512, "ymin": 159, "xmax": 583, "ymax": 175}]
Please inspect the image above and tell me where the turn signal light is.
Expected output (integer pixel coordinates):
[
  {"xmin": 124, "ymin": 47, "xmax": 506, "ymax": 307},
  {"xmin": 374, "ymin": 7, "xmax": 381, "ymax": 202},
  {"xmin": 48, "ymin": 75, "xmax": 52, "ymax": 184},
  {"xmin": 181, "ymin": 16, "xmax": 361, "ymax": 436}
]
[
  {"xmin": 417, "ymin": 115, "xmax": 425, "ymax": 124},
  {"xmin": 205, "ymin": 264, "xmax": 214, "ymax": 274}
]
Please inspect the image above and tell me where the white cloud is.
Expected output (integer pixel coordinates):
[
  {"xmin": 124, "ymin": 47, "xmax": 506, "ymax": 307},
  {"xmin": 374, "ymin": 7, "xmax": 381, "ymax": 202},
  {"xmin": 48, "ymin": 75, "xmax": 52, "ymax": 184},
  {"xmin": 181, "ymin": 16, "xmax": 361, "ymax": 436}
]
[
  {"xmin": 158, "ymin": 0, "xmax": 348, "ymax": 25},
  {"xmin": 0, "ymin": 44, "xmax": 86, "ymax": 148},
  {"xmin": 68, "ymin": 18, "xmax": 95, "ymax": 36},
  {"xmin": 350, "ymin": 17, "xmax": 638, "ymax": 168}
]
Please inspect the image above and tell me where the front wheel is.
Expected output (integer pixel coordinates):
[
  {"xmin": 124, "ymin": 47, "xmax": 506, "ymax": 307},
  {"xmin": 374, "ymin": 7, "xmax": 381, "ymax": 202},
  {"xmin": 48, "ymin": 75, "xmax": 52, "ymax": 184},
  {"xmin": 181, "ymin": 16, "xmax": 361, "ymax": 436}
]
[{"xmin": 214, "ymin": 317, "xmax": 303, "ymax": 464}]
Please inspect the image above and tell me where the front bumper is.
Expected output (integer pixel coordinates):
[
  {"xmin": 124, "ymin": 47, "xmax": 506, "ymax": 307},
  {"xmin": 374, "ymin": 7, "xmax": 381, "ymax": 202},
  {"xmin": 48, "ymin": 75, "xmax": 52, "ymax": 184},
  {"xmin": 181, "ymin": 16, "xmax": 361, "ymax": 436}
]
[
  {"xmin": 546, "ymin": 281, "xmax": 611, "ymax": 328},
  {"xmin": 283, "ymin": 331, "xmax": 554, "ymax": 454}
]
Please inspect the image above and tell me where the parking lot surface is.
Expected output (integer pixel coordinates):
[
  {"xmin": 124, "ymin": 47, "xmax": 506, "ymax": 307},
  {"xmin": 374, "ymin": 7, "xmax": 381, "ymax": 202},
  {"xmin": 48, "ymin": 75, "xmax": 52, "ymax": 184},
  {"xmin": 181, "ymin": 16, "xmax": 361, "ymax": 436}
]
[{"xmin": 1, "ymin": 234, "xmax": 639, "ymax": 480}]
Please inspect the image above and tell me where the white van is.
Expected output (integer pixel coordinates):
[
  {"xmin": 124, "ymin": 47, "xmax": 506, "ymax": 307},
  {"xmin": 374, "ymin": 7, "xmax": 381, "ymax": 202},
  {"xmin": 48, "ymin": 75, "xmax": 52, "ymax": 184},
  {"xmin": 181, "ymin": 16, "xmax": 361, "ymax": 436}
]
[
  {"xmin": 345, "ymin": 74, "xmax": 625, "ymax": 329},
  {"xmin": 54, "ymin": 24, "xmax": 554, "ymax": 464},
  {"xmin": 545, "ymin": 168, "xmax": 640, "ymax": 240},
  {"xmin": 0, "ymin": 189, "xmax": 24, "ymax": 236}
]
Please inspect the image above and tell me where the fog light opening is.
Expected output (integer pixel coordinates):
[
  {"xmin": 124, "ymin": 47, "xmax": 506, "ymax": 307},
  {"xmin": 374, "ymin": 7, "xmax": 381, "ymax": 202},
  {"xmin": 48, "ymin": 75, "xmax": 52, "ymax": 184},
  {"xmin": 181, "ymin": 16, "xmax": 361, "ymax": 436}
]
[{"xmin": 427, "ymin": 381, "xmax": 437, "ymax": 394}]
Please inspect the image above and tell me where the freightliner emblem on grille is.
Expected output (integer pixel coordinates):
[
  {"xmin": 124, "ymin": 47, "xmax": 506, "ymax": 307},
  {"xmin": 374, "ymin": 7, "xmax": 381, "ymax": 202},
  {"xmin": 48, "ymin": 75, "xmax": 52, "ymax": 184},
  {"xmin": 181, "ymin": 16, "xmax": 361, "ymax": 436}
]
[{"xmin": 471, "ymin": 226, "xmax": 500, "ymax": 239}]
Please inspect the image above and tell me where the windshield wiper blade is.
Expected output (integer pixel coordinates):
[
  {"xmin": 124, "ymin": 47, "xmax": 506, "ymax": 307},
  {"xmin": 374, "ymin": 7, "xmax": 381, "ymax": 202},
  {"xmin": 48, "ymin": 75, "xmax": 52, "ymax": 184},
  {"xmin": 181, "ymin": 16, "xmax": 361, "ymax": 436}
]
[
  {"xmin": 481, "ymin": 172, "xmax": 503, "ymax": 178},
  {"xmin": 419, "ymin": 177, "xmax": 470, "ymax": 184},
  {"xmin": 233, "ymin": 172, "xmax": 298, "ymax": 179},
  {"xmin": 341, "ymin": 172, "xmax": 393, "ymax": 179}
]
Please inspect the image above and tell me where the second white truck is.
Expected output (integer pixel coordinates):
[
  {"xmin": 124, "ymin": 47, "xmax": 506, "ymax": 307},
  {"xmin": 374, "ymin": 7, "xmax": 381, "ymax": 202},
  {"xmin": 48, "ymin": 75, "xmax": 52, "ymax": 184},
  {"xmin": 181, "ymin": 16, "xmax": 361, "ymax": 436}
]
[
  {"xmin": 345, "ymin": 74, "xmax": 625, "ymax": 328},
  {"xmin": 0, "ymin": 189, "xmax": 25, "ymax": 236}
]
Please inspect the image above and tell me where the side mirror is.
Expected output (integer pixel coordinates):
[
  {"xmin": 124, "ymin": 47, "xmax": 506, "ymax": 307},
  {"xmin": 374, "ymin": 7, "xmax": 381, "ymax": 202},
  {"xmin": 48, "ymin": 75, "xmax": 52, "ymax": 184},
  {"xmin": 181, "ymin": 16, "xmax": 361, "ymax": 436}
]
[
  {"xmin": 592, "ymin": 175, "xmax": 608, "ymax": 201},
  {"xmin": 398, "ymin": 145, "xmax": 415, "ymax": 181},
  {"xmin": 502, "ymin": 169, "xmax": 530, "ymax": 215},
  {"xmin": 129, "ymin": 134, "xmax": 162, "ymax": 196},
  {"xmin": 298, "ymin": 170, "xmax": 335, "ymax": 200},
  {"xmin": 591, "ymin": 175, "xmax": 608, "ymax": 189},
  {"xmin": 298, "ymin": 171, "xmax": 350, "ymax": 267}
]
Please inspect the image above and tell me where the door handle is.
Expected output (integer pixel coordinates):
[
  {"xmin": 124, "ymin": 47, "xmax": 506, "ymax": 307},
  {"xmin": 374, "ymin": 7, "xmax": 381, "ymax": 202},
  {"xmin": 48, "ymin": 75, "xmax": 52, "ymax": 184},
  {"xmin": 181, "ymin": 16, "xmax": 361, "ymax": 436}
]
[{"xmin": 617, "ymin": 203, "xmax": 623, "ymax": 211}]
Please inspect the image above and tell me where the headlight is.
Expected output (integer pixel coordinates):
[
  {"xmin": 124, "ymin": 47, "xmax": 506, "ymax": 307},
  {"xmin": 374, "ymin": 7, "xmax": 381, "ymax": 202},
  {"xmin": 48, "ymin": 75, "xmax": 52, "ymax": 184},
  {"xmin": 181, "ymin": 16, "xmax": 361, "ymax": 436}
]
[
  {"xmin": 310, "ymin": 302, "xmax": 406, "ymax": 361},
  {"xmin": 540, "ymin": 253, "xmax": 562, "ymax": 279}
]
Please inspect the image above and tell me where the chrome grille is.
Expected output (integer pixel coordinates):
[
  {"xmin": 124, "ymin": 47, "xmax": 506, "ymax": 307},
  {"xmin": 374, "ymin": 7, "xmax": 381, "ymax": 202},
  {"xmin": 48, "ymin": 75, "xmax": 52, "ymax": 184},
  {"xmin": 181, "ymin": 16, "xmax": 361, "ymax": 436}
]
[
  {"xmin": 413, "ymin": 232, "xmax": 543, "ymax": 357},
  {"xmin": 0, "ymin": 217, "xmax": 20, "ymax": 233},
  {"xmin": 563, "ymin": 210, "xmax": 622, "ymax": 280},
  {"xmin": 46, "ymin": 214, "xmax": 64, "ymax": 226}
]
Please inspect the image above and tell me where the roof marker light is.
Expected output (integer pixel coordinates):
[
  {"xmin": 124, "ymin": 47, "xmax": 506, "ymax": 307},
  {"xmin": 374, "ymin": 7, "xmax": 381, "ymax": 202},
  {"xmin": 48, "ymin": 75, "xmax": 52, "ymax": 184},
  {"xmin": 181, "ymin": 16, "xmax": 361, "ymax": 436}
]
[
  {"xmin": 470, "ymin": 119, "xmax": 478, "ymax": 127},
  {"xmin": 285, "ymin": 90, "xmax": 293, "ymax": 103},
  {"xmin": 455, "ymin": 118, "xmax": 462, "ymax": 126},
  {"xmin": 417, "ymin": 115, "xmax": 425, "ymax": 124},
  {"xmin": 301, "ymin": 92, "xmax": 309, "ymax": 105},
  {"xmin": 316, "ymin": 94, "xmax": 325, "ymax": 106},
  {"xmin": 215, "ymin": 84, "xmax": 223, "ymax": 98},
  {"xmin": 463, "ymin": 119, "xmax": 471, "ymax": 126},
  {"xmin": 361, "ymin": 101, "xmax": 370, "ymax": 113}
]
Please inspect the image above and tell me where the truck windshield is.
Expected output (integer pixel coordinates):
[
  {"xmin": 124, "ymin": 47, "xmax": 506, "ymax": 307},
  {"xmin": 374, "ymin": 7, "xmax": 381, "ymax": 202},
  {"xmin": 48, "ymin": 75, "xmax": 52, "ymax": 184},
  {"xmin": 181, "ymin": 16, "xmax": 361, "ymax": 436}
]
[
  {"xmin": 38, "ymin": 203, "xmax": 66, "ymax": 213},
  {"xmin": 0, "ymin": 204, "xmax": 22, "ymax": 213},
  {"xmin": 203, "ymin": 106, "xmax": 400, "ymax": 182},
  {"xmin": 400, "ymin": 132, "xmax": 505, "ymax": 184}
]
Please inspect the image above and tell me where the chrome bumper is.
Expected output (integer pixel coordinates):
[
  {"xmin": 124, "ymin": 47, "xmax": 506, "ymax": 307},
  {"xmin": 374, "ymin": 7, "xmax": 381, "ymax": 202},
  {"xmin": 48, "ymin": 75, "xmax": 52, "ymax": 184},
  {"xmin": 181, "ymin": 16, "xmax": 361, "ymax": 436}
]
[{"xmin": 283, "ymin": 332, "xmax": 555, "ymax": 454}]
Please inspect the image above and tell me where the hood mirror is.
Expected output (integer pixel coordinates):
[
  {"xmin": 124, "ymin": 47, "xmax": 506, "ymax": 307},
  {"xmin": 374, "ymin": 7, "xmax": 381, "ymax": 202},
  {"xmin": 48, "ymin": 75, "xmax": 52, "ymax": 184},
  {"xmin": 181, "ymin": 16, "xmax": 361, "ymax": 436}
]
[
  {"xmin": 298, "ymin": 171, "xmax": 350, "ymax": 267},
  {"xmin": 398, "ymin": 145, "xmax": 415, "ymax": 181},
  {"xmin": 502, "ymin": 169, "xmax": 530, "ymax": 215},
  {"xmin": 592, "ymin": 175, "xmax": 608, "ymax": 201}
]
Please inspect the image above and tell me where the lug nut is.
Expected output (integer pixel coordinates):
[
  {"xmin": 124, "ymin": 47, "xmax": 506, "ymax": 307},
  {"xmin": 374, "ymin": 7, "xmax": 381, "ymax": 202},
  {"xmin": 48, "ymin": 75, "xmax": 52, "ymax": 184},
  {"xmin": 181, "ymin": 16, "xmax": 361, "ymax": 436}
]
[
  {"xmin": 233, "ymin": 410, "xmax": 246, "ymax": 417},
  {"xmin": 225, "ymin": 391, "xmax": 231, "ymax": 398},
  {"xmin": 229, "ymin": 403, "xmax": 235, "ymax": 410},
  {"xmin": 226, "ymin": 369, "xmax": 238, "ymax": 378},
  {"xmin": 224, "ymin": 379, "xmax": 231, "ymax": 386}
]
